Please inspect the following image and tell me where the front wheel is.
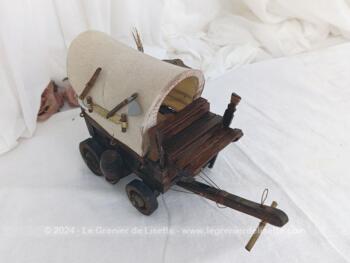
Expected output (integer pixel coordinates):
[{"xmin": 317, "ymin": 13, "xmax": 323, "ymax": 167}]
[{"xmin": 125, "ymin": 180, "xmax": 158, "ymax": 215}]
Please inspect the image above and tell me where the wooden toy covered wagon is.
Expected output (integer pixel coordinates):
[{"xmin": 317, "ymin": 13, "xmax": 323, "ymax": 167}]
[{"xmin": 67, "ymin": 31, "xmax": 288, "ymax": 249}]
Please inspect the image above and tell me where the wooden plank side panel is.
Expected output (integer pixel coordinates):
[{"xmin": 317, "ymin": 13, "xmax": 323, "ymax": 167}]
[
  {"xmin": 173, "ymin": 124, "xmax": 225, "ymax": 168},
  {"xmin": 160, "ymin": 98, "xmax": 210, "ymax": 139},
  {"xmin": 184, "ymin": 128, "xmax": 243, "ymax": 175},
  {"xmin": 156, "ymin": 97, "xmax": 208, "ymax": 130},
  {"xmin": 164, "ymin": 113, "xmax": 222, "ymax": 158},
  {"xmin": 164, "ymin": 127, "xmax": 243, "ymax": 186},
  {"xmin": 147, "ymin": 97, "xmax": 210, "ymax": 161}
]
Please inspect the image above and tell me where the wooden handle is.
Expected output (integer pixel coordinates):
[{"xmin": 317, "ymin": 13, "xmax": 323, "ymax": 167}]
[{"xmin": 245, "ymin": 201, "xmax": 278, "ymax": 252}]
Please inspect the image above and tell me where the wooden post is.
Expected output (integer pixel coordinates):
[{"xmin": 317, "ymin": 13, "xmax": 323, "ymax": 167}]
[
  {"xmin": 222, "ymin": 93, "xmax": 241, "ymax": 128},
  {"xmin": 86, "ymin": 96, "xmax": 93, "ymax": 113},
  {"xmin": 245, "ymin": 201, "xmax": 278, "ymax": 252},
  {"xmin": 79, "ymin": 67, "xmax": 102, "ymax": 100},
  {"xmin": 155, "ymin": 131, "xmax": 165, "ymax": 169},
  {"xmin": 120, "ymin": 114, "xmax": 128, "ymax": 133}
]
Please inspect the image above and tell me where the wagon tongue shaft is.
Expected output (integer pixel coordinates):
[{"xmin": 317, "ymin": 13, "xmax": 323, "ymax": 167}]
[{"xmin": 176, "ymin": 180, "xmax": 288, "ymax": 227}]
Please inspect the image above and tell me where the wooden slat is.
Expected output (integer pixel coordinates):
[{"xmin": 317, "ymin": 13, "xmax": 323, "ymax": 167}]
[
  {"xmin": 170, "ymin": 124, "xmax": 222, "ymax": 167},
  {"xmin": 164, "ymin": 113, "xmax": 221, "ymax": 158},
  {"xmin": 183, "ymin": 128, "xmax": 243, "ymax": 174},
  {"xmin": 174, "ymin": 124, "xmax": 225, "ymax": 168},
  {"xmin": 147, "ymin": 97, "xmax": 210, "ymax": 161},
  {"xmin": 157, "ymin": 97, "xmax": 209, "ymax": 139},
  {"xmin": 157, "ymin": 126, "xmax": 242, "ymax": 188}
]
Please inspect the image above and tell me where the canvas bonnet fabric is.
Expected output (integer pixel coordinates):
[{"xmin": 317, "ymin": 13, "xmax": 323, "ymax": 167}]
[{"xmin": 67, "ymin": 31, "xmax": 205, "ymax": 156}]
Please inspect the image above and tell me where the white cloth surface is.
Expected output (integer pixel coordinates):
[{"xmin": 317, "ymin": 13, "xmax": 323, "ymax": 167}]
[
  {"xmin": 0, "ymin": 42, "xmax": 349, "ymax": 262},
  {"xmin": 163, "ymin": 0, "xmax": 350, "ymax": 78},
  {"xmin": 2, "ymin": 0, "xmax": 350, "ymax": 154}
]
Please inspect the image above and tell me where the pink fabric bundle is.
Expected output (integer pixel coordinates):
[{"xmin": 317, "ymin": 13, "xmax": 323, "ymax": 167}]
[{"xmin": 37, "ymin": 81, "xmax": 79, "ymax": 122}]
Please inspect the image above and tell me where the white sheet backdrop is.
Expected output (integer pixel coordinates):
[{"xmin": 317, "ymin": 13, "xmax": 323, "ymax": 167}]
[
  {"xmin": 1, "ymin": 0, "xmax": 350, "ymax": 154},
  {"xmin": 0, "ymin": 0, "xmax": 163, "ymax": 154}
]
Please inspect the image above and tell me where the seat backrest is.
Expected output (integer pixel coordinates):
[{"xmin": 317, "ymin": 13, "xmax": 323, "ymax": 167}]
[{"xmin": 147, "ymin": 97, "xmax": 209, "ymax": 161}]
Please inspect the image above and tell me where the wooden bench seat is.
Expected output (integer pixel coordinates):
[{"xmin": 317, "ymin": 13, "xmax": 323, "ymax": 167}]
[
  {"xmin": 147, "ymin": 97, "xmax": 242, "ymax": 175},
  {"xmin": 164, "ymin": 113, "xmax": 242, "ymax": 174}
]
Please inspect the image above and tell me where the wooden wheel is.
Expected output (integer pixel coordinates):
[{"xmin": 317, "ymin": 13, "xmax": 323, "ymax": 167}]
[
  {"xmin": 125, "ymin": 180, "xmax": 158, "ymax": 215},
  {"xmin": 100, "ymin": 150, "xmax": 125, "ymax": 184},
  {"xmin": 79, "ymin": 138, "xmax": 104, "ymax": 176}
]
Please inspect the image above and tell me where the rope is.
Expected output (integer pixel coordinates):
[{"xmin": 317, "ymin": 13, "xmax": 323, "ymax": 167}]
[
  {"xmin": 200, "ymin": 170, "xmax": 227, "ymax": 209},
  {"xmin": 169, "ymin": 188, "xmax": 195, "ymax": 195}
]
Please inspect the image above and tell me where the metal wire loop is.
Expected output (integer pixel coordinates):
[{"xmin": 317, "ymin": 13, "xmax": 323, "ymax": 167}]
[{"xmin": 261, "ymin": 188, "xmax": 269, "ymax": 206}]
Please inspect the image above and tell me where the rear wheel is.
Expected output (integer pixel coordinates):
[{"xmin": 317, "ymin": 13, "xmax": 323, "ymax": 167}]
[
  {"xmin": 125, "ymin": 179, "xmax": 158, "ymax": 215},
  {"xmin": 100, "ymin": 150, "xmax": 125, "ymax": 184},
  {"xmin": 79, "ymin": 138, "xmax": 104, "ymax": 176}
]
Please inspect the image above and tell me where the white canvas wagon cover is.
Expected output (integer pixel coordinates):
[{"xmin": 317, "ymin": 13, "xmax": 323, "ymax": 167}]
[{"xmin": 67, "ymin": 31, "xmax": 205, "ymax": 156}]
